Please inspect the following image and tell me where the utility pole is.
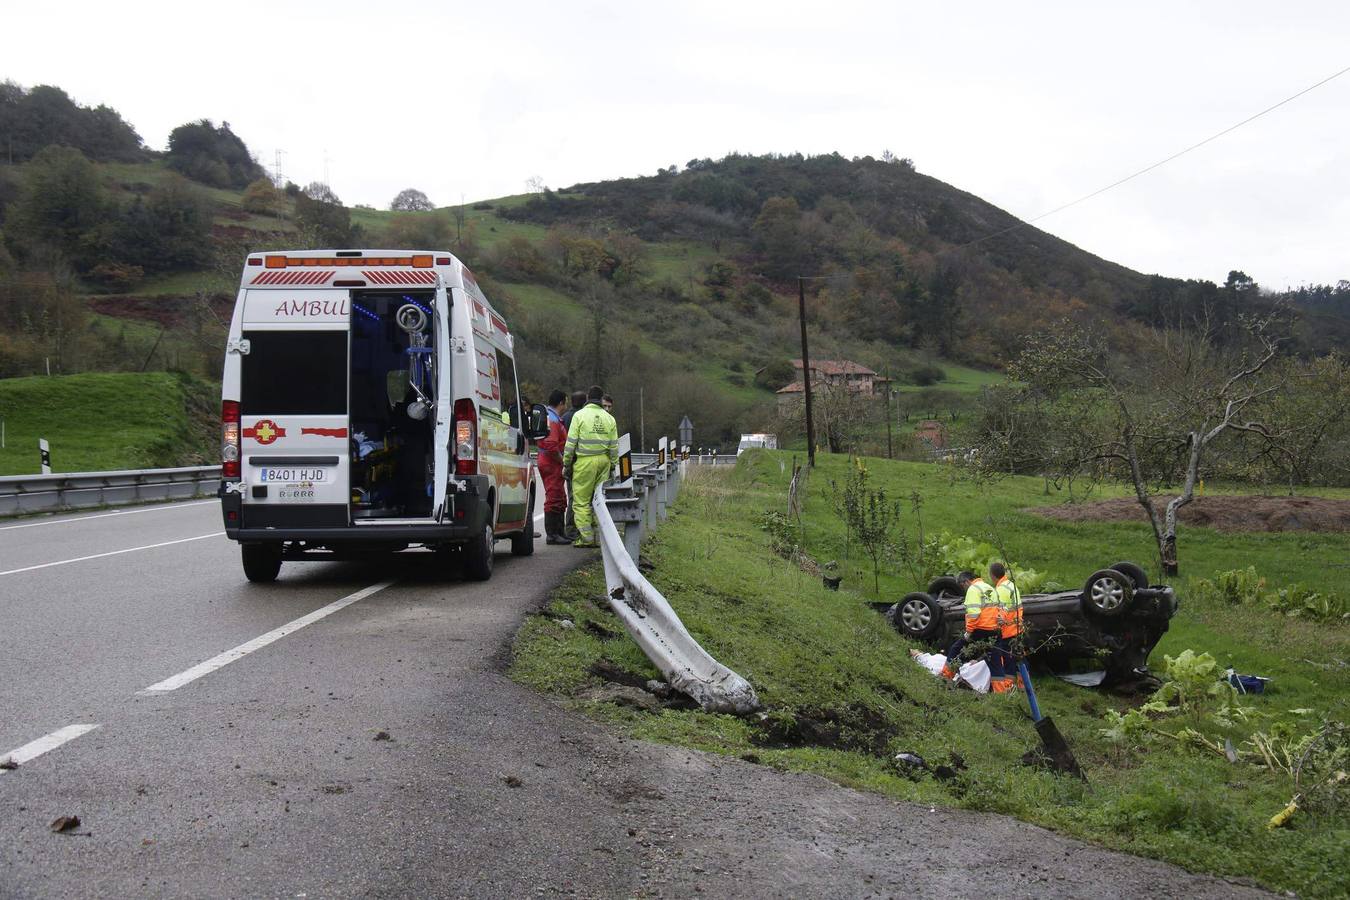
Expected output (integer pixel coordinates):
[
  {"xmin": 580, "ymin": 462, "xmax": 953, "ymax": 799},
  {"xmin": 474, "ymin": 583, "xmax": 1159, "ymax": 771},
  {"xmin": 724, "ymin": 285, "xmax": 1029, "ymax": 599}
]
[
  {"xmin": 886, "ymin": 377, "xmax": 894, "ymax": 460},
  {"xmin": 798, "ymin": 277, "xmax": 816, "ymax": 467},
  {"xmin": 639, "ymin": 386, "xmax": 645, "ymax": 452}
]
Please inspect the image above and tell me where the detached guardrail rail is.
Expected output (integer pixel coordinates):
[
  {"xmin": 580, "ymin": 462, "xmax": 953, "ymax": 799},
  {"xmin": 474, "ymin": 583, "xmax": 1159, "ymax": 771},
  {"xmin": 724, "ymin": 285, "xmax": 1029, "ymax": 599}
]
[
  {"xmin": 0, "ymin": 465, "xmax": 221, "ymax": 517},
  {"xmin": 593, "ymin": 437, "xmax": 760, "ymax": 714}
]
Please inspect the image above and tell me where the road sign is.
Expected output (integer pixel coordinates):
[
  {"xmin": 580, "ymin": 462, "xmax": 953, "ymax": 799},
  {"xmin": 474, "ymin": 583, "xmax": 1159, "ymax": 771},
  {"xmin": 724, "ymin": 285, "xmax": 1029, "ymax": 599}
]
[
  {"xmin": 679, "ymin": 415, "xmax": 693, "ymax": 447},
  {"xmin": 616, "ymin": 433, "xmax": 632, "ymax": 480}
]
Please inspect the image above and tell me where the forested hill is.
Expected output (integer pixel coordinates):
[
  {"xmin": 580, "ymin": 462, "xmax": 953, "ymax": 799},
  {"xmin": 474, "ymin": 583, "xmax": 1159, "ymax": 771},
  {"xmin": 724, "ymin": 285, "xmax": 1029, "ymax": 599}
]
[{"xmin": 1, "ymin": 81, "xmax": 1345, "ymax": 446}]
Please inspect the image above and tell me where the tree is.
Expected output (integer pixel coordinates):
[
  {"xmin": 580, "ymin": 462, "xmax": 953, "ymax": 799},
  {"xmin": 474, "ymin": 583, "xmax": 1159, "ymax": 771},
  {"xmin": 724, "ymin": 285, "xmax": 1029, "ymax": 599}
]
[
  {"xmin": 979, "ymin": 310, "xmax": 1291, "ymax": 574},
  {"xmin": 294, "ymin": 186, "xmax": 351, "ymax": 247},
  {"xmin": 303, "ymin": 181, "xmax": 341, "ymax": 204},
  {"xmin": 4, "ymin": 145, "xmax": 109, "ymax": 270},
  {"xmin": 390, "ymin": 188, "xmax": 434, "ymax": 211},
  {"xmin": 242, "ymin": 178, "xmax": 283, "ymax": 215},
  {"xmin": 166, "ymin": 120, "xmax": 264, "ymax": 188},
  {"xmin": 384, "ymin": 211, "xmax": 453, "ymax": 250}
]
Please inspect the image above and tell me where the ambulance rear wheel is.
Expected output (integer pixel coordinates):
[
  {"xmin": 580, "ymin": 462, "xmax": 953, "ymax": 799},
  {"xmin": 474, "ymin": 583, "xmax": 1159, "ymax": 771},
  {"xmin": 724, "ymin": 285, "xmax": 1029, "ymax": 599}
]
[
  {"xmin": 463, "ymin": 522, "xmax": 495, "ymax": 582},
  {"xmin": 242, "ymin": 544, "xmax": 282, "ymax": 583}
]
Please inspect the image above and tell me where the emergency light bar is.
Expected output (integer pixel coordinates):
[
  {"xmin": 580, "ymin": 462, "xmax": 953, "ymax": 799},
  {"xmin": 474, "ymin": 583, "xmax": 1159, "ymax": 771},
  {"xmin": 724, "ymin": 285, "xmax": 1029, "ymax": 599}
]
[{"xmin": 258, "ymin": 255, "xmax": 435, "ymax": 269}]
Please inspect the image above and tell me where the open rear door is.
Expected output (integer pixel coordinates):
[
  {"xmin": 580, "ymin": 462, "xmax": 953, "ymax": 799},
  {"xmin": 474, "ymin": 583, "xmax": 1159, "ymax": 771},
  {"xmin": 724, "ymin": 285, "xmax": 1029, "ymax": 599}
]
[{"xmin": 432, "ymin": 282, "xmax": 452, "ymax": 521}]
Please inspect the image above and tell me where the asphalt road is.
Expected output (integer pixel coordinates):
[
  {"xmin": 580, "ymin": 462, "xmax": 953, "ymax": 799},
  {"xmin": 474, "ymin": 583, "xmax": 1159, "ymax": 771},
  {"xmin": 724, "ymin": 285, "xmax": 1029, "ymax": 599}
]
[{"xmin": 0, "ymin": 499, "xmax": 1269, "ymax": 898}]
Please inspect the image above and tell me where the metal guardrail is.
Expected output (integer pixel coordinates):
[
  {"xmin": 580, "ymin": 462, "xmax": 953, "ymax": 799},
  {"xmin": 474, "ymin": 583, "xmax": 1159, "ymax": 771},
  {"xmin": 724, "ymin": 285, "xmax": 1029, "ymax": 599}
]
[
  {"xmin": 0, "ymin": 465, "xmax": 221, "ymax": 517},
  {"xmin": 593, "ymin": 449, "xmax": 760, "ymax": 714}
]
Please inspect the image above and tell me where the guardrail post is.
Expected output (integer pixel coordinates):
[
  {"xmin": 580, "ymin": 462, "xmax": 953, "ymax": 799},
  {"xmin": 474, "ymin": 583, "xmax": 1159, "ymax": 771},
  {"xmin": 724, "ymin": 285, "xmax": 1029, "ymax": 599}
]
[{"xmin": 643, "ymin": 473, "xmax": 658, "ymax": 532}]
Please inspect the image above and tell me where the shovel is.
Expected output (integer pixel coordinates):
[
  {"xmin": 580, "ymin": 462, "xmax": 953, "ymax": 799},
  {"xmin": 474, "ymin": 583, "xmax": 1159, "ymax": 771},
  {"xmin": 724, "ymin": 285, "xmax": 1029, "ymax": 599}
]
[{"xmin": 1017, "ymin": 660, "xmax": 1085, "ymax": 780}]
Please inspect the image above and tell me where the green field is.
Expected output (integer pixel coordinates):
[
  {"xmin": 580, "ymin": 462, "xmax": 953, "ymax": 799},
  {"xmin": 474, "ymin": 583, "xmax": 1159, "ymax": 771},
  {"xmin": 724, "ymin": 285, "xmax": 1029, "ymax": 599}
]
[
  {"xmin": 0, "ymin": 372, "xmax": 217, "ymax": 475},
  {"xmin": 511, "ymin": 452, "xmax": 1350, "ymax": 897}
]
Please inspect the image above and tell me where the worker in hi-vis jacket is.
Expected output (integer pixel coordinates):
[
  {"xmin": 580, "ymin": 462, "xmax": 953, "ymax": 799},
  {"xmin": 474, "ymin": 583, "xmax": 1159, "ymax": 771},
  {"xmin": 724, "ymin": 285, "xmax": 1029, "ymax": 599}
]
[{"xmin": 562, "ymin": 385, "xmax": 619, "ymax": 548}]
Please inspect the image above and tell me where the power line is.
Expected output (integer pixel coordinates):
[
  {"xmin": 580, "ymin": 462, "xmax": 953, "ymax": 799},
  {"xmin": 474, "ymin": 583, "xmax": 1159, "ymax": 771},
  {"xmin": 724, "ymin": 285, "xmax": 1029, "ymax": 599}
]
[{"xmin": 961, "ymin": 63, "xmax": 1350, "ymax": 250}]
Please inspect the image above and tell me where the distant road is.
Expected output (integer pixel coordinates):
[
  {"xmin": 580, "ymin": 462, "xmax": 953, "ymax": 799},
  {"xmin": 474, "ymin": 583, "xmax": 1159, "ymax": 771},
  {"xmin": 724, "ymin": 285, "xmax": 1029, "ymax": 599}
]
[{"xmin": 0, "ymin": 499, "xmax": 1265, "ymax": 897}]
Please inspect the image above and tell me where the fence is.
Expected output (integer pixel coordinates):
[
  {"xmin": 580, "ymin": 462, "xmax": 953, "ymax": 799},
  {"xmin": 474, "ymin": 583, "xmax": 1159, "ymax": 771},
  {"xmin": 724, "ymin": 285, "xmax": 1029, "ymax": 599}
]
[
  {"xmin": 593, "ymin": 444, "xmax": 760, "ymax": 714},
  {"xmin": 0, "ymin": 466, "xmax": 221, "ymax": 517}
]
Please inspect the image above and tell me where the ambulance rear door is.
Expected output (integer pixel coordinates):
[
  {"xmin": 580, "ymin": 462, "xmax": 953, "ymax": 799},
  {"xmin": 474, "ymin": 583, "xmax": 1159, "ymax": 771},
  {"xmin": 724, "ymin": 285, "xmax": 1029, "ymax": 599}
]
[{"xmin": 236, "ymin": 289, "xmax": 351, "ymax": 525}]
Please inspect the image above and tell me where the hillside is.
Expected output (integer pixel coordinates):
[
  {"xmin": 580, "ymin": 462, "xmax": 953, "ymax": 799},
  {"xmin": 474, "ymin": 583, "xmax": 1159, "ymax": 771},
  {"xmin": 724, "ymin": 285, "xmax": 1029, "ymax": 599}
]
[
  {"xmin": 0, "ymin": 372, "xmax": 216, "ymax": 475},
  {"xmin": 2, "ymin": 82, "xmax": 1343, "ymax": 452}
]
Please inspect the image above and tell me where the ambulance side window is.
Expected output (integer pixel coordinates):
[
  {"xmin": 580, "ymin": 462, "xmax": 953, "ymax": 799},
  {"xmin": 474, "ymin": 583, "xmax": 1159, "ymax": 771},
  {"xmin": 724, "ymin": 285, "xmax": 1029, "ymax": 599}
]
[{"xmin": 496, "ymin": 349, "xmax": 519, "ymax": 426}]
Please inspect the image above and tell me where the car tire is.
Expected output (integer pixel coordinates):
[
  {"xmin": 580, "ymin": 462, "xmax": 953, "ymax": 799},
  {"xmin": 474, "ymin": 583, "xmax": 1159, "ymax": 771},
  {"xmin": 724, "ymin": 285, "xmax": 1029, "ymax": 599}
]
[
  {"xmin": 242, "ymin": 544, "xmax": 282, "ymax": 583},
  {"xmin": 927, "ymin": 576, "xmax": 963, "ymax": 599},
  {"xmin": 511, "ymin": 491, "xmax": 536, "ymax": 557},
  {"xmin": 463, "ymin": 522, "xmax": 495, "ymax": 581},
  {"xmin": 1082, "ymin": 568, "xmax": 1133, "ymax": 617},
  {"xmin": 1109, "ymin": 561, "xmax": 1149, "ymax": 591},
  {"xmin": 894, "ymin": 591, "xmax": 943, "ymax": 639}
]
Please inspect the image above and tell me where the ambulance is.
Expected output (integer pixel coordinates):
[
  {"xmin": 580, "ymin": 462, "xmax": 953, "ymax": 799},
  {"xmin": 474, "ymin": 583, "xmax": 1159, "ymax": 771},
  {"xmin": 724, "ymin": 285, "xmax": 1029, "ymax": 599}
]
[{"xmin": 218, "ymin": 249, "xmax": 548, "ymax": 583}]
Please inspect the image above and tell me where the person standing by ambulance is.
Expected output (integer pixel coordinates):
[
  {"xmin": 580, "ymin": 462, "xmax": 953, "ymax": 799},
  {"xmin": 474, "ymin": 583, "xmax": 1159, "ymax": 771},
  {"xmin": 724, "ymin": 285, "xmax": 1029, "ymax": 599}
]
[
  {"xmin": 562, "ymin": 385, "xmax": 619, "ymax": 549},
  {"xmin": 990, "ymin": 561, "xmax": 1022, "ymax": 694},
  {"xmin": 537, "ymin": 390, "xmax": 570, "ymax": 545},
  {"xmin": 561, "ymin": 390, "xmax": 588, "ymax": 541}
]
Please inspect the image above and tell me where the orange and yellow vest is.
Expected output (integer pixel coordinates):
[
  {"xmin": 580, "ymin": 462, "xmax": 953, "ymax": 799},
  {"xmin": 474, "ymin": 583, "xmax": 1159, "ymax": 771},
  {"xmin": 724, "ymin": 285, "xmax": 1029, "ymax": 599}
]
[
  {"xmin": 964, "ymin": 578, "xmax": 999, "ymax": 633},
  {"xmin": 996, "ymin": 575, "xmax": 1022, "ymax": 638}
]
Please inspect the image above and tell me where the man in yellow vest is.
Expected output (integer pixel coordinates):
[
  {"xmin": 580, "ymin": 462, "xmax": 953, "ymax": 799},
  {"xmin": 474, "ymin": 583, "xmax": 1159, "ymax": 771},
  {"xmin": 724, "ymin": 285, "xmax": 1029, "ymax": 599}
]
[
  {"xmin": 940, "ymin": 570, "xmax": 1001, "ymax": 682},
  {"xmin": 990, "ymin": 561, "xmax": 1022, "ymax": 694},
  {"xmin": 562, "ymin": 384, "xmax": 619, "ymax": 548}
]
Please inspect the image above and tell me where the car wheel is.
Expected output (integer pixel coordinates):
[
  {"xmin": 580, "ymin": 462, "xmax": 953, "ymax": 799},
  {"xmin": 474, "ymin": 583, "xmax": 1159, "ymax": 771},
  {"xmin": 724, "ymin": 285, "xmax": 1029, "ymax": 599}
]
[
  {"xmin": 1109, "ymin": 561, "xmax": 1149, "ymax": 590},
  {"xmin": 511, "ymin": 490, "xmax": 536, "ymax": 557},
  {"xmin": 1082, "ymin": 568, "xmax": 1133, "ymax": 617},
  {"xmin": 463, "ymin": 522, "xmax": 495, "ymax": 581},
  {"xmin": 241, "ymin": 544, "xmax": 282, "ymax": 583},
  {"xmin": 927, "ymin": 576, "xmax": 963, "ymax": 599},
  {"xmin": 894, "ymin": 591, "xmax": 943, "ymax": 639}
]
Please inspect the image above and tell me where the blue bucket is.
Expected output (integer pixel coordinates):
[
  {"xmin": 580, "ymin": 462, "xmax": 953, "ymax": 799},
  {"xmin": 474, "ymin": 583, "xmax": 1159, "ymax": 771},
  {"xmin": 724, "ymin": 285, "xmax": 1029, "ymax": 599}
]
[{"xmin": 1228, "ymin": 673, "xmax": 1269, "ymax": 694}]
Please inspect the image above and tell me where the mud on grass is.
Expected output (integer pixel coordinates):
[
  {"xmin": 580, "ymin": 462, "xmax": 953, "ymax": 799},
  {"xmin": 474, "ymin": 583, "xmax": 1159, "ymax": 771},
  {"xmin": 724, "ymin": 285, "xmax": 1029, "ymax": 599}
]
[
  {"xmin": 510, "ymin": 458, "xmax": 1350, "ymax": 899},
  {"xmin": 1031, "ymin": 494, "xmax": 1350, "ymax": 533}
]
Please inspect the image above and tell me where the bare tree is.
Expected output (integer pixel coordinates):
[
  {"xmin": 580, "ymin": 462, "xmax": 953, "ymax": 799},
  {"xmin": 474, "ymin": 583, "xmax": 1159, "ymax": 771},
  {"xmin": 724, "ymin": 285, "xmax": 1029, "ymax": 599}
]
[{"xmin": 983, "ymin": 306, "xmax": 1290, "ymax": 575}]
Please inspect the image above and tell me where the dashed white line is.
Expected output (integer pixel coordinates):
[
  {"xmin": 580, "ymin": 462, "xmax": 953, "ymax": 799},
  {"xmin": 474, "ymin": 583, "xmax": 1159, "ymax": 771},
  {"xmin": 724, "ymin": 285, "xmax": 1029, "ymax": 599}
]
[
  {"xmin": 1, "ymin": 724, "xmax": 101, "ymax": 770},
  {"xmin": 138, "ymin": 580, "xmax": 395, "ymax": 694},
  {"xmin": 0, "ymin": 499, "xmax": 215, "ymax": 532},
  {"xmin": 0, "ymin": 532, "xmax": 225, "ymax": 577}
]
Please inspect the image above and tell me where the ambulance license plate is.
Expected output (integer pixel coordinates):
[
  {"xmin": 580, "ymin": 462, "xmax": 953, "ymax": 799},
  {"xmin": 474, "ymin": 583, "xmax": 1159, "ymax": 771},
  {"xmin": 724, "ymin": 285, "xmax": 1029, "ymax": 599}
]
[{"xmin": 259, "ymin": 467, "xmax": 329, "ymax": 483}]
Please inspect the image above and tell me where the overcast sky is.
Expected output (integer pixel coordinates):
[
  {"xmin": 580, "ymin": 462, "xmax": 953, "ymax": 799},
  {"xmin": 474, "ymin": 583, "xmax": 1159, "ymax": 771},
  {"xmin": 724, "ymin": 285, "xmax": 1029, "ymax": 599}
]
[{"xmin": 8, "ymin": 1, "xmax": 1348, "ymax": 287}]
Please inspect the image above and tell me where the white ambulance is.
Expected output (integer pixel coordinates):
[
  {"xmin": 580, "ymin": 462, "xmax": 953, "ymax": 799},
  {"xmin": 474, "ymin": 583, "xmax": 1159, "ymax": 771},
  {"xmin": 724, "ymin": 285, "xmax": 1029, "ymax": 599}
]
[{"xmin": 218, "ymin": 249, "xmax": 548, "ymax": 583}]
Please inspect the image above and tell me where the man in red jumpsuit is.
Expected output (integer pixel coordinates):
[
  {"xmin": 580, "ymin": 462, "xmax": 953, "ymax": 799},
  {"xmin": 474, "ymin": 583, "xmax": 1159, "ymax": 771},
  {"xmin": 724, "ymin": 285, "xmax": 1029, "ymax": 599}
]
[{"xmin": 537, "ymin": 390, "xmax": 570, "ymax": 544}]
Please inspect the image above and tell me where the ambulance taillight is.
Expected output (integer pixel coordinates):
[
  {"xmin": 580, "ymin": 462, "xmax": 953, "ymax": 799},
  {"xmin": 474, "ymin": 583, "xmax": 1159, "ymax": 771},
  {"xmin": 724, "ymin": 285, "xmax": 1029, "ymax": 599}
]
[
  {"xmin": 222, "ymin": 400, "xmax": 241, "ymax": 477},
  {"xmin": 453, "ymin": 398, "xmax": 477, "ymax": 476}
]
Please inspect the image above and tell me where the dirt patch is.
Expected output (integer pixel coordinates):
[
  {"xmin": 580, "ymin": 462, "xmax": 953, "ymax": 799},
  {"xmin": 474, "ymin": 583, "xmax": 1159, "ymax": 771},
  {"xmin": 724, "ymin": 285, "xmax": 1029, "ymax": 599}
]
[
  {"xmin": 753, "ymin": 703, "xmax": 898, "ymax": 756},
  {"xmin": 1031, "ymin": 495, "xmax": 1350, "ymax": 534},
  {"xmin": 88, "ymin": 294, "xmax": 234, "ymax": 328}
]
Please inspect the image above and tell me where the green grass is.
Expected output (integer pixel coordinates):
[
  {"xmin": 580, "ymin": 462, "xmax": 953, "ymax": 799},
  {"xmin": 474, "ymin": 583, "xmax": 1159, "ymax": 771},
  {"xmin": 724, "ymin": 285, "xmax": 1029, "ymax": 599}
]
[
  {"xmin": 511, "ymin": 452, "xmax": 1349, "ymax": 897},
  {"xmin": 895, "ymin": 362, "xmax": 1003, "ymax": 394},
  {"xmin": 132, "ymin": 270, "xmax": 237, "ymax": 297},
  {"xmin": 0, "ymin": 372, "xmax": 217, "ymax": 475}
]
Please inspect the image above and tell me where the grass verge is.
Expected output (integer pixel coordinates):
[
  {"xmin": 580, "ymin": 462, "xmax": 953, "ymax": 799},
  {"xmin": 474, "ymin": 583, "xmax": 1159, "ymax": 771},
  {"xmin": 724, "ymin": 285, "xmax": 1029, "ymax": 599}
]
[
  {"xmin": 510, "ymin": 452, "xmax": 1349, "ymax": 897},
  {"xmin": 0, "ymin": 372, "xmax": 218, "ymax": 475}
]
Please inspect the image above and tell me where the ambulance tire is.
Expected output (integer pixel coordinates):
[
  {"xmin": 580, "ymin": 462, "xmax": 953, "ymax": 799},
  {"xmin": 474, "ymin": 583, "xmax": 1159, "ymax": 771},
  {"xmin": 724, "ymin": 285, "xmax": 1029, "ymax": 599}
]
[
  {"xmin": 511, "ymin": 489, "xmax": 536, "ymax": 557},
  {"xmin": 242, "ymin": 544, "xmax": 282, "ymax": 583},
  {"xmin": 463, "ymin": 522, "xmax": 495, "ymax": 582}
]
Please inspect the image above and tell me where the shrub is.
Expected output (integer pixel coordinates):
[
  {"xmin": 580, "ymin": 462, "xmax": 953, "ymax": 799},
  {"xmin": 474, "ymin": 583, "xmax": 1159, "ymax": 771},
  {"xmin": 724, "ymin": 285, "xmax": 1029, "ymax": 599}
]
[
  {"xmin": 908, "ymin": 364, "xmax": 946, "ymax": 386},
  {"xmin": 1193, "ymin": 567, "xmax": 1347, "ymax": 623}
]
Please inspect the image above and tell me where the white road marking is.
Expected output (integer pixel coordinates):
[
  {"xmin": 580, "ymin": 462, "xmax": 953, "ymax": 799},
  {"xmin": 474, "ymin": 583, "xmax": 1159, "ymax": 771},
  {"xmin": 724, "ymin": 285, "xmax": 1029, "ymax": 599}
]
[
  {"xmin": 0, "ymin": 532, "xmax": 225, "ymax": 577},
  {"xmin": 1, "ymin": 724, "xmax": 100, "ymax": 770},
  {"xmin": 138, "ymin": 580, "xmax": 395, "ymax": 694},
  {"xmin": 0, "ymin": 499, "xmax": 215, "ymax": 532}
]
